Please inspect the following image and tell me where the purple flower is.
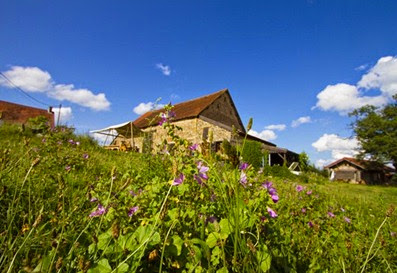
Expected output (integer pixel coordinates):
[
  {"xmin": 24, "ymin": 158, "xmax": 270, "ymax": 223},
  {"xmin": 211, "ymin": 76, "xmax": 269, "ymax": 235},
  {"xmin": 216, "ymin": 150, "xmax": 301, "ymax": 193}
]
[
  {"xmin": 89, "ymin": 204, "xmax": 107, "ymax": 217},
  {"xmin": 344, "ymin": 216, "xmax": 351, "ymax": 223},
  {"xmin": 267, "ymin": 207, "xmax": 277, "ymax": 218},
  {"xmin": 189, "ymin": 143, "xmax": 198, "ymax": 151},
  {"xmin": 327, "ymin": 212, "xmax": 335, "ymax": 218},
  {"xmin": 260, "ymin": 216, "xmax": 267, "ymax": 222},
  {"xmin": 173, "ymin": 173, "xmax": 185, "ymax": 186},
  {"xmin": 159, "ymin": 113, "xmax": 168, "ymax": 126},
  {"xmin": 90, "ymin": 197, "xmax": 98, "ymax": 202},
  {"xmin": 129, "ymin": 190, "xmax": 137, "ymax": 196},
  {"xmin": 271, "ymin": 194, "xmax": 279, "ymax": 203},
  {"xmin": 128, "ymin": 206, "xmax": 139, "ymax": 217},
  {"xmin": 41, "ymin": 138, "xmax": 46, "ymax": 143},
  {"xmin": 268, "ymin": 187, "xmax": 277, "ymax": 196},
  {"xmin": 197, "ymin": 161, "xmax": 209, "ymax": 174},
  {"xmin": 296, "ymin": 185, "xmax": 303, "ymax": 192},
  {"xmin": 194, "ymin": 174, "xmax": 204, "ymax": 186},
  {"xmin": 83, "ymin": 153, "xmax": 89, "ymax": 159},
  {"xmin": 308, "ymin": 221, "xmax": 314, "ymax": 228},
  {"xmin": 240, "ymin": 171, "xmax": 247, "ymax": 186},
  {"xmin": 168, "ymin": 111, "xmax": 176, "ymax": 118},
  {"xmin": 261, "ymin": 181, "xmax": 273, "ymax": 190},
  {"xmin": 206, "ymin": 216, "xmax": 218, "ymax": 224},
  {"xmin": 301, "ymin": 208, "xmax": 306, "ymax": 213},
  {"xmin": 68, "ymin": 139, "xmax": 75, "ymax": 145},
  {"xmin": 306, "ymin": 190, "xmax": 312, "ymax": 195},
  {"xmin": 239, "ymin": 162, "xmax": 249, "ymax": 171},
  {"xmin": 65, "ymin": 165, "xmax": 71, "ymax": 171}
]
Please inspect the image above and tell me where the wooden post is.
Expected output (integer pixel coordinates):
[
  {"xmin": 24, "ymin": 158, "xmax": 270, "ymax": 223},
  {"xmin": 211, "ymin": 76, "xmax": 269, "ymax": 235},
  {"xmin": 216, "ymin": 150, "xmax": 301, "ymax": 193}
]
[{"xmin": 130, "ymin": 122, "xmax": 135, "ymax": 148}]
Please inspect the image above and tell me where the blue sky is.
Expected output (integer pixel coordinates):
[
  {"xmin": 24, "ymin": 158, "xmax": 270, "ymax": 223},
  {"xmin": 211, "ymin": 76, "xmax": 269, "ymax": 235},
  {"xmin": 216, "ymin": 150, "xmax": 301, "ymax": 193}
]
[{"xmin": 1, "ymin": 1, "xmax": 397, "ymax": 167}]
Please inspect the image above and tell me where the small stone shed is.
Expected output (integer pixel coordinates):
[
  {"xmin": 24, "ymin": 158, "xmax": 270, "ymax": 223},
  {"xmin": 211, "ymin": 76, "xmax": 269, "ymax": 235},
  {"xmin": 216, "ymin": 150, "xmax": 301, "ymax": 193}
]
[
  {"xmin": 324, "ymin": 157, "xmax": 394, "ymax": 184},
  {"xmin": 92, "ymin": 89, "xmax": 298, "ymax": 165},
  {"xmin": 0, "ymin": 100, "xmax": 54, "ymax": 127}
]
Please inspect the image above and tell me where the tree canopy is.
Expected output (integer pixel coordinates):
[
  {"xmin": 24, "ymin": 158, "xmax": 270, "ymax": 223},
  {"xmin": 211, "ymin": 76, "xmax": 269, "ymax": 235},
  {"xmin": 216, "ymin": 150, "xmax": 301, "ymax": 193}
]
[{"xmin": 349, "ymin": 94, "xmax": 397, "ymax": 169}]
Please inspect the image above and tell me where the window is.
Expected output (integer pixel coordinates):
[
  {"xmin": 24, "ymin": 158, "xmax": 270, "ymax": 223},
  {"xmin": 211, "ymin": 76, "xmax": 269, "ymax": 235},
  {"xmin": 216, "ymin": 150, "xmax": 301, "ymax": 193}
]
[{"xmin": 202, "ymin": 127, "xmax": 209, "ymax": 140}]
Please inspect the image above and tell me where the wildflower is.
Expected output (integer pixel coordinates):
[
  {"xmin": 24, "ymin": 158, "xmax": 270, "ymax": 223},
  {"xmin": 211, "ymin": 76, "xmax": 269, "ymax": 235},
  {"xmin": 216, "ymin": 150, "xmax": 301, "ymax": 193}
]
[
  {"xmin": 197, "ymin": 161, "xmax": 209, "ymax": 178},
  {"xmin": 75, "ymin": 141, "xmax": 80, "ymax": 145},
  {"xmin": 344, "ymin": 216, "xmax": 351, "ymax": 223},
  {"xmin": 173, "ymin": 173, "xmax": 184, "ymax": 186},
  {"xmin": 296, "ymin": 185, "xmax": 303, "ymax": 192},
  {"xmin": 57, "ymin": 141, "xmax": 63, "ymax": 145},
  {"xmin": 340, "ymin": 207, "xmax": 345, "ymax": 212},
  {"xmin": 327, "ymin": 212, "xmax": 335, "ymax": 218},
  {"xmin": 89, "ymin": 204, "xmax": 107, "ymax": 217},
  {"xmin": 83, "ymin": 153, "xmax": 89, "ymax": 159},
  {"xmin": 267, "ymin": 207, "xmax": 277, "ymax": 218},
  {"xmin": 391, "ymin": 231, "xmax": 396, "ymax": 237},
  {"xmin": 260, "ymin": 216, "xmax": 267, "ymax": 222},
  {"xmin": 261, "ymin": 181, "xmax": 273, "ymax": 190},
  {"xmin": 306, "ymin": 190, "xmax": 312, "ymax": 195},
  {"xmin": 68, "ymin": 139, "xmax": 75, "ymax": 144},
  {"xmin": 301, "ymin": 208, "xmax": 306, "ymax": 213},
  {"xmin": 189, "ymin": 143, "xmax": 198, "ymax": 151},
  {"xmin": 128, "ymin": 206, "xmax": 139, "ymax": 217},
  {"xmin": 268, "ymin": 187, "xmax": 277, "ymax": 196},
  {"xmin": 240, "ymin": 171, "xmax": 247, "ymax": 186},
  {"xmin": 65, "ymin": 165, "xmax": 71, "ymax": 171},
  {"xmin": 194, "ymin": 174, "xmax": 204, "ymax": 186},
  {"xmin": 168, "ymin": 111, "xmax": 176, "ymax": 118},
  {"xmin": 308, "ymin": 221, "xmax": 314, "ymax": 228},
  {"xmin": 129, "ymin": 190, "xmax": 137, "ymax": 196},
  {"xmin": 159, "ymin": 113, "xmax": 168, "ymax": 126},
  {"xmin": 271, "ymin": 194, "xmax": 279, "ymax": 203},
  {"xmin": 90, "ymin": 197, "xmax": 98, "ymax": 202},
  {"xmin": 41, "ymin": 138, "xmax": 46, "ymax": 143},
  {"xmin": 239, "ymin": 162, "xmax": 249, "ymax": 171},
  {"xmin": 206, "ymin": 216, "xmax": 218, "ymax": 223}
]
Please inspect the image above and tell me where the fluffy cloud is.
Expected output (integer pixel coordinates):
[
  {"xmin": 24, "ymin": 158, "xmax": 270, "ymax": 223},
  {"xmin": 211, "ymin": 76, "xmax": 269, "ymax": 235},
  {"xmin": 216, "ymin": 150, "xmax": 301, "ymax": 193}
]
[
  {"xmin": 0, "ymin": 66, "xmax": 110, "ymax": 111},
  {"xmin": 264, "ymin": 124, "xmax": 286, "ymax": 131},
  {"xmin": 0, "ymin": 66, "xmax": 52, "ymax": 92},
  {"xmin": 314, "ymin": 56, "xmax": 397, "ymax": 115},
  {"xmin": 314, "ymin": 83, "xmax": 387, "ymax": 114},
  {"xmin": 248, "ymin": 129, "xmax": 277, "ymax": 141},
  {"xmin": 51, "ymin": 106, "xmax": 73, "ymax": 124},
  {"xmin": 312, "ymin": 133, "xmax": 359, "ymax": 162},
  {"xmin": 357, "ymin": 56, "xmax": 397, "ymax": 97},
  {"xmin": 291, "ymin": 116, "xmax": 312, "ymax": 128},
  {"xmin": 156, "ymin": 63, "xmax": 171, "ymax": 76},
  {"xmin": 133, "ymin": 101, "xmax": 164, "ymax": 115}
]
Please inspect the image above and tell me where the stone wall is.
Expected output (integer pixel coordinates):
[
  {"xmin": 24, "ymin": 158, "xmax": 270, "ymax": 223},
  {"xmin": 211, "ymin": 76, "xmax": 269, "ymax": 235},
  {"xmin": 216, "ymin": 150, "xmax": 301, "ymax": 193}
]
[{"xmin": 132, "ymin": 118, "xmax": 233, "ymax": 152}]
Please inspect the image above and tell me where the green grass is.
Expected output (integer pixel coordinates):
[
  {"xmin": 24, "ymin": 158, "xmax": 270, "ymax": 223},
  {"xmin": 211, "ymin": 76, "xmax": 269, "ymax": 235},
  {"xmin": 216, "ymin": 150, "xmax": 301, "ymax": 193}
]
[{"xmin": 0, "ymin": 123, "xmax": 396, "ymax": 272}]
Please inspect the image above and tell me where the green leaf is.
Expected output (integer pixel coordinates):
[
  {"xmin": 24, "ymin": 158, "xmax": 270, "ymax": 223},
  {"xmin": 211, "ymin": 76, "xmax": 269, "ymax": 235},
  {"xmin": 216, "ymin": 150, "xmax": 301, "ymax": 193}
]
[
  {"xmin": 97, "ymin": 230, "xmax": 112, "ymax": 250},
  {"xmin": 216, "ymin": 267, "xmax": 229, "ymax": 273},
  {"xmin": 219, "ymin": 218, "xmax": 232, "ymax": 235},
  {"xmin": 87, "ymin": 259, "xmax": 112, "ymax": 273},
  {"xmin": 206, "ymin": 232, "xmax": 219, "ymax": 248},
  {"xmin": 256, "ymin": 245, "xmax": 271, "ymax": 272},
  {"xmin": 172, "ymin": 235, "xmax": 184, "ymax": 256}
]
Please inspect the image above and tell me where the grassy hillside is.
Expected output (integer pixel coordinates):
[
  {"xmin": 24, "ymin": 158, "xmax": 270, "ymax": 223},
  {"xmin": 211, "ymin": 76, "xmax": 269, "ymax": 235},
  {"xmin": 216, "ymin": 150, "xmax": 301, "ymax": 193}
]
[{"xmin": 0, "ymin": 123, "xmax": 396, "ymax": 272}]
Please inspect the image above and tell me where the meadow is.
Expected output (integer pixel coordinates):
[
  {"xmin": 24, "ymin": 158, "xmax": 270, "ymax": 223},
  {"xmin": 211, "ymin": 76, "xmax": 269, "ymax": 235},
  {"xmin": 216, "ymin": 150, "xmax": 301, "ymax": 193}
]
[{"xmin": 0, "ymin": 120, "xmax": 396, "ymax": 273}]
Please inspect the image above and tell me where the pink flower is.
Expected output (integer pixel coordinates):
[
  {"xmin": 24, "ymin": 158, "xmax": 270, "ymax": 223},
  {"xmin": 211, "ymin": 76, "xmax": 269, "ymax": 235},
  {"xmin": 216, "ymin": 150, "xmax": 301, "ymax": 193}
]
[
  {"xmin": 240, "ymin": 171, "xmax": 247, "ymax": 186},
  {"xmin": 65, "ymin": 165, "xmax": 71, "ymax": 171},
  {"xmin": 89, "ymin": 204, "xmax": 107, "ymax": 217},
  {"xmin": 267, "ymin": 207, "xmax": 277, "ymax": 218},
  {"xmin": 306, "ymin": 190, "xmax": 312, "ymax": 195},
  {"xmin": 189, "ymin": 143, "xmax": 198, "ymax": 151},
  {"xmin": 327, "ymin": 212, "xmax": 335, "ymax": 218},
  {"xmin": 344, "ymin": 216, "xmax": 351, "ymax": 223},
  {"xmin": 296, "ymin": 185, "xmax": 303, "ymax": 192},
  {"xmin": 301, "ymin": 208, "xmax": 306, "ymax": 213},
  {"xmin": 173, "ymin": 173, "xmax": 185, "ymax": 186},
  {"xmin": 128, "ymin": 206, "xmax": 139, "ymax": 217},
  {"xmin": 239, "ymin": 162, "xmax": 249, "ymax": 171}
]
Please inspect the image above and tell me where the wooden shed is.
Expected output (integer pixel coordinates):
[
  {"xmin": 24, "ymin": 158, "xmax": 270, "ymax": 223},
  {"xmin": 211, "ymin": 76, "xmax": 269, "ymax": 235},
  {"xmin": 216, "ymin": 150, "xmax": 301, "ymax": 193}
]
[{"xmin": 324, "ymin": 157, "xmax": 394, "ymax": 185}]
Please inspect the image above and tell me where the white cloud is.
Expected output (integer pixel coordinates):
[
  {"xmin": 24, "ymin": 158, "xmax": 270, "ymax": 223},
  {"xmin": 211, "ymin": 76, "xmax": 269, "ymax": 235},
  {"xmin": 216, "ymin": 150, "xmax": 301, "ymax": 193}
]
[
  {"xmin": 0, "ymin": 66, "xmax": 110, "ymax": 111},
  {"xmin": 0, "ymin": 66, "xmax": 52, "ymax": 92},
  {"xmin": 248, "ymin": 129, "xmax": 277, "ymax": 141},
  {"xmin": 51, "ymin": 107, "xmax": 73, "ymax": 124},
  {"xmin": 314, "ymin": 83, "xmax": 387, "ymax": 114},
  {"xmin": 291, "ymin": 116, "xmax": 312, "ymax": 128},
  {"xmin": 156, "ymin": 63, "xmax": 171, "ymax": 76},
  {"xmin": 357, "ymin": 56, "xmax": 397, "ymax": 97},
  {"xmin": 315, "ymin": 158, "xmax": 334, "ymax": 169},
  {"xmin": 355, "ymin": 64, "xmax": 368, "ymax": 71},
  {"xmin": 50, "ymin": 84, "xmax": 110, "ymax": 111},
  {"xmin": 133, "ymin": 101, "xmax": 164, "ymax": 115},
  {"xmin": 314, "ymin": 56, "xmax": 397, "ymax": 115},
  {"xmin": 264, "ymin": 124, "xmax": 286, "ymax": 131},
  {"xmin": 312, "ymin": 133, "xmax": 360, "ymax": 163}
]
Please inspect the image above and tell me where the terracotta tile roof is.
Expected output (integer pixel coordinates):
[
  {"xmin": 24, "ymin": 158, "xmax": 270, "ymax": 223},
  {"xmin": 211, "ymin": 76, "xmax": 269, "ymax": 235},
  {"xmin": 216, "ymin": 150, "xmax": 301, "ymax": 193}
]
[
  {"xmin": 0, "ymin": 100, "xmax": 54, "ymax": 127},
  {"xmin": 133, "ymin": 88, "xmax": 228, "ymax": 128}
]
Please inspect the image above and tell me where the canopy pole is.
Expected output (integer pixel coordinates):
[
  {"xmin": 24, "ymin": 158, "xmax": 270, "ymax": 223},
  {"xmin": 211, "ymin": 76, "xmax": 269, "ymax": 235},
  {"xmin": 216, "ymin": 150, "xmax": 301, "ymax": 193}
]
[{"xmin": 130, "ymin": 122, "xmax": 135, "ymax": 148}]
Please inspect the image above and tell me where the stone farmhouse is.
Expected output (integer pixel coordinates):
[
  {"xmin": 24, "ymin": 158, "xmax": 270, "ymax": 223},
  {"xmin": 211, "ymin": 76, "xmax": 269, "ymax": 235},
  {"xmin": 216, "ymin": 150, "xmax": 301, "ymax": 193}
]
[
  {"xmin": 0, "ymin": 100, "xmax": 54, "ymax": 127},
  {"xmin": 324, "ymin": 157, "xmax": 394, "ymax": 184},
  {"xmin": 92, "ymin": 89, "xmax": 298, "ymax": 166}
]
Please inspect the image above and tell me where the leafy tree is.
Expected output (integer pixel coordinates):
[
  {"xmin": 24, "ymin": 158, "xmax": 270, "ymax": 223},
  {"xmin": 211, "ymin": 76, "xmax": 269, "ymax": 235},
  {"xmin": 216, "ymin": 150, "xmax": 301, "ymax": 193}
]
[
  {"xmin": 299, "ymin": 151, "xmax": 309, "ymax": 172},
  {"xmin": 241, "ymin": 139, "xmax": 264, "ymax": 169},
  {"xmin": 349, "ymin": 94, "xmax": 397, "ymax": 169}
]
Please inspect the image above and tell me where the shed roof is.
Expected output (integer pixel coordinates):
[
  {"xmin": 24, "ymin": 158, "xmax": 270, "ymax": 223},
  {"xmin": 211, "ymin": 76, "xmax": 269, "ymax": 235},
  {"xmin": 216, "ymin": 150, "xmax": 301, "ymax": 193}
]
[
  {"xmin": 0, "ymin": 100, "xmax": 54, "ymax": 126},
  {"xmin": 324, "ymin": 157, "xmax": 394, "ymax": 172}
]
